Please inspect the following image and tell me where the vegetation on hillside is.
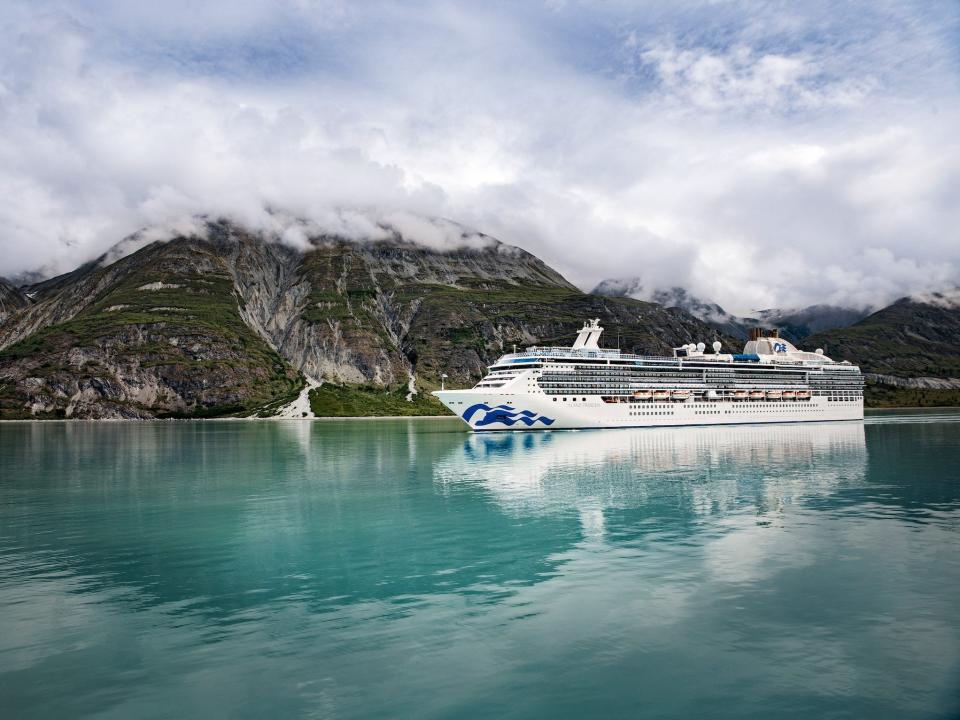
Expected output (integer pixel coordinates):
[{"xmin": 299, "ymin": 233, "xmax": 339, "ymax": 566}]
[
  {"xmin": 308, "ymin": 383, "xmax": 453, "ymax": 417},
  {"xmin": 807, "ymin": 299, "xmax": 960, "ymax": 378},
  {"xmin": 0, "ymin": 241, "xmax": 303, "ymax": 419},
  {"xmin": 865, "ymin": 385, "xmax": 960, "ymax": 408}
]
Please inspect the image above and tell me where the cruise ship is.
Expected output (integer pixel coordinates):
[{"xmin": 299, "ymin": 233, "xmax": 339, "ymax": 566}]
[{"xmin": 433, "ymin": 320, "xmax": 863, "ymax": 430}]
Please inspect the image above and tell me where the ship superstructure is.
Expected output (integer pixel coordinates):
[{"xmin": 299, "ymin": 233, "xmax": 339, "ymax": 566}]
[{"xmin": 433, "ymin": 319, "xmax": 863, "ymax": 430}]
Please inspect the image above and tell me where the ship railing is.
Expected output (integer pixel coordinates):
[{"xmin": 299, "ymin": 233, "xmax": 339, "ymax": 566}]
[
  {"xmin": 498, "ymin": 348, "xmax": 854, "ymax": 368},
  {"xmin": 497, "ymin": 349, "xmax": 696, "ymax": 363},
  {"xmin": 499, "ymin": 348, "xmax": 643, "ymax": 361}
]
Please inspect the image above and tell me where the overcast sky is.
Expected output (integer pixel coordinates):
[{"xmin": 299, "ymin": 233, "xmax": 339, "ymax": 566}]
[{"xmin": 1, "ymin": 0, "xmax": 958, "ymax": 314}]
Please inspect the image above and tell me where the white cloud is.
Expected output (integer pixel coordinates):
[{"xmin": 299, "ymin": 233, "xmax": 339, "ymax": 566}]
[
  {"xmin": 638, "ymin": 43, "xmax": 874, "ymax": 112},
  {"xmin": 910, "ymin": 288, "xmax": 960, "ymax": 309},
  {"xmin": 0, "ymin": 0, "xmax": 957, "ymax": 315}
]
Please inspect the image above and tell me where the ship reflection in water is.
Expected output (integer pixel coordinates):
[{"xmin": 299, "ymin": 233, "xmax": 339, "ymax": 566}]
[
  {"xmin": 1, "ymin": 415, "xmax": 958, "ymax": 720},
  {"xmin": 434, "ymin": 422, "xmax": 867, "ymax": 525}
]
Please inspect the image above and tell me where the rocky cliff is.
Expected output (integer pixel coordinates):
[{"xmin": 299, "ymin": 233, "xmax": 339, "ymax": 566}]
[
  {"xmin": 0, "ymin": 234, "xmax": 303, "ymax": 419},
  {"xmin": 0, "ymin": 218, "xmax": 730, "ymax": 419}
]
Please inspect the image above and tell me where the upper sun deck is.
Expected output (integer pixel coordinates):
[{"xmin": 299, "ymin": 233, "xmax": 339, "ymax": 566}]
[
  {"xmin": 489, "ymin": 320, "xmax": 857, "ymax": 371},
  {"xmin": 495, "ymin": 347, "xmax": 666, "ymax": 364},
  {"xmin": 492, "ymin": 348, "xmax": 851, "ymax": 368}
]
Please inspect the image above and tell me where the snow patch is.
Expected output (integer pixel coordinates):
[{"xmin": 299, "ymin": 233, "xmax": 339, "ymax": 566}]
[
  {"xmin": 272, "ymin": 376, "xmax": 321, "ymax": 419},
  {"xmin": 137, "ymin": 282, "xmax": 182, "ymax": 290},
  {"xmin": 406, "ymin": 371, "xmax": 417, "ymax": 402}
]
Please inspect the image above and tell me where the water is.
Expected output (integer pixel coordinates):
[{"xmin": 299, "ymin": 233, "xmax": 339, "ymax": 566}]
[{"xmin": 1, "ymin": 412, "xmax": 959, "ymax": 719}]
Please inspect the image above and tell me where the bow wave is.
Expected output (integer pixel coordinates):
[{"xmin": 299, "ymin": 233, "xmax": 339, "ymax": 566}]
[{"xmin": 462, "ymin": 403, "xmax": 556, "ymax": 427}]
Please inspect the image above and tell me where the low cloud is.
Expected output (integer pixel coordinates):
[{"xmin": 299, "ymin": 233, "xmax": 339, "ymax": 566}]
[{"xmin": 95, "ymin": 210, "xmax": 499, "ymax": 270}]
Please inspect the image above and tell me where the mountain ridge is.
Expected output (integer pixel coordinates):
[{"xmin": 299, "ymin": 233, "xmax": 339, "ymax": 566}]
[
  {"xmin": 808, "ymin": 293, "xmax": 960, "ymax": 381},
  {"xmin": 5, "ymin": 222, "xmax": 955, "ymax": 418}
]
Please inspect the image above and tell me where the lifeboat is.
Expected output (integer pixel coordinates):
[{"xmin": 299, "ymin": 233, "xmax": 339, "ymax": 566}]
[
  {"xmin": 782, "ymin": 390, "xmax": 796, "ymax": 400},
  {"xmin": 653, "ymin": 390, "xmax": 670, "ymax": 401},
  {"xmin": 749, "ymin": 390, "xmax": 764, "ymax": 400},
  {"xmin": 734, "ymin": 390, "xmax": 748, "ymax": 401},
  {"xmin": 633, "ymin": 390, "xmax": 653, "ymax": 401},
  {"xmin": 796, "ymin": 390, "xmax": 811, "ymax": 401},
  {"xmin": 671, "ymin": 390, "xmax": 692, "ymax": 401},
  {"xmin": 766, "ymin": 390, "xmax": 782, "ymax": 401},
  {"xmin": 705, "ymin": 390, "xmax": 719, "ymax": 401}
]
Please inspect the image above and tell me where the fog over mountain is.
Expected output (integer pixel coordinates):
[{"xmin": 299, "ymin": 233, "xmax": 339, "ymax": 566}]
[
  {"xmin": 1, "ymin": 1, "xmax": 959, "ymax": 314},
  {"xmin": 592, "ymin": 277, "xmax": 871, "ymax": 341}
]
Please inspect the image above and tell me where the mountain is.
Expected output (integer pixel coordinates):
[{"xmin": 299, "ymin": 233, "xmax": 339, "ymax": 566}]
[
  {"xmin": 591, "ymin": 279, "xmax": 750, "ymax": 338},
  {"xmin": 0, "ymin": 277, "xmax": 30, "ymax": 325},
  {"xmin": 752, "ymin": 305, "xmax": 871, "ymax": 341},
  {"xmin": 807, "ymin": 289, "xmax": 960, "ymax": 407},
  {"xmin": 0, "ymin": 218, "xmax": 731, "ymax": 419},
  {"xmin": 591, "ymin": 277, "xmax": 868, "ymax": 342}
]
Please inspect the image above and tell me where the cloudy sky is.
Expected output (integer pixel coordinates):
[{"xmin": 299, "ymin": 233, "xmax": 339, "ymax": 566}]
[{"xmin": 1, "ymin": 0, "xmax": 958, "ymax": 314}]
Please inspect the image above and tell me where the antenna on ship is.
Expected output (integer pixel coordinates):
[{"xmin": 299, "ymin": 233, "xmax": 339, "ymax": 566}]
[{"xmin": 440, "ymin": 373, "xmax": 448, "ymax": 391}]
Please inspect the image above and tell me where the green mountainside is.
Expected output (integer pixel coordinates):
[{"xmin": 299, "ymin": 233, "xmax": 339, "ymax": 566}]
[
  {"xmin": 807, "ymin": 292, "xmax": 960, "ymax": 407},
  {"xmin": 0, "ymin": 239, "xmax": 302, "ymax": 419},
  {"xmin": 0, "ymin": 219, "xmax": 731, "ymax": 419}
]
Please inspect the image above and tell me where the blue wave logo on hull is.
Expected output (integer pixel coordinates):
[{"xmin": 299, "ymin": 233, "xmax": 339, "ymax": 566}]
[{"xmin": 462, "ymin": 403, "xmax": 555, "ymax": 428}]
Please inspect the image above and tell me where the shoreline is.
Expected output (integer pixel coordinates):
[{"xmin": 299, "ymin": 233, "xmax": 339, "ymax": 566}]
[
  {"xmin": 1, "ymin": 407, "xmax": 958, "ymax": 422},
  {"xmin": 864, "ymin": 406, "xmax": 960, "ymax": 413},
  {"xmin": 0, "ymin": 414, "xmax": 460, "ymax": 422}
]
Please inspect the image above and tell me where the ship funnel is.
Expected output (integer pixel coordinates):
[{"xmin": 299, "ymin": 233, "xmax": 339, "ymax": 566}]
[{"xmin": 572, "ymin": 318, "xmax": 604, "ymax": 349}]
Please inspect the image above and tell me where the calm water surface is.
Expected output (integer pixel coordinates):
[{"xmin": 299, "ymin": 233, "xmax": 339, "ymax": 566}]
[{"xmin": 1, "ymin": 412, "xmax": 959, "ymax": 719}]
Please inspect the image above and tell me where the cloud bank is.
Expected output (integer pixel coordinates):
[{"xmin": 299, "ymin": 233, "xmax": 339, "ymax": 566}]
[{"xmin": 0, "ymin": 0, "xmax": 958, "ymax": 314}]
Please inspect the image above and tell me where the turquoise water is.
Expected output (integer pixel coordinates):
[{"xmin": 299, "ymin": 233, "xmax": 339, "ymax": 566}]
[{"xmin": 1, "ymin": 413, "xmax": 959, "ymax": 719}]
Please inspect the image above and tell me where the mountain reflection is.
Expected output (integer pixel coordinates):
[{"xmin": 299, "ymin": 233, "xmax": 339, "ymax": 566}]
[{"xmin": 0, "ymin": 420, "xmax": 581, "ymax": 621}]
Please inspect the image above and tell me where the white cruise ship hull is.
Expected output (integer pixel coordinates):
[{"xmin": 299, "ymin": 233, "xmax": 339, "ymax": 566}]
[{"xmin": 434, "ymin": 390, "xmax": 863, "ymax": 431}]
